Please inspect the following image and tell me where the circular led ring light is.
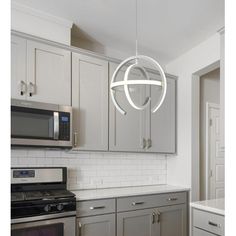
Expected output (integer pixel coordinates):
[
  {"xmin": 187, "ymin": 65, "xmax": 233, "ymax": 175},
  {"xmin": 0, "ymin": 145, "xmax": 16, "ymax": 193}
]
[{"xmin": 110, "ymin": 55, "xmax": 167, "ymax": 115}]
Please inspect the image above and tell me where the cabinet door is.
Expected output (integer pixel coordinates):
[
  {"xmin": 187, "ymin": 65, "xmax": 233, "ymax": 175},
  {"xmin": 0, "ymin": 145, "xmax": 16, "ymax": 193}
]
[
  {"xmin": 77, "ymin": 214, "xmax": 115, "ymax": 236},
  {"xmin": 109, "ymin": 62, "xmax": 147, "ymax": 152},
  {"xmin": 72, "ymin": 53, "xmax": 108, "ymax": 150},
  {"xmin": 147, "ymin": 74, "xmax": 176, "ymax": 153},
  {"xmin": 193, "ymin": 227, "xmax": 216, "ymax": 236},
  {"xmin": 157, "ymin": 204, "xmax": 187, "ymax": 236},
  {"xmin": 117, "ymin": 208, "xmax": 158, "ymax": 236},
  {"xmin": 11, "ymin": 35, "xmax": 27, "ymax": 99},
  {"xmin": 27, "ymin": 40, "xmax": 71, "ymax": 105}
]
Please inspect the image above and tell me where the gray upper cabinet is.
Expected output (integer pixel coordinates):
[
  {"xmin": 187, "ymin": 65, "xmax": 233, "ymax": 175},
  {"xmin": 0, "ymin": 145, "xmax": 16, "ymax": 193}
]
[
  {"xmin": 109, "ymin": 62, "xmax": 147, "ymax": 152},
  {"xmin": 11, "ymin": 35, "xmax": 27, "ymax": 99},
  {"xmin": 109, "ymin": 63, "xmax": 176, "ymax": 153},
  {"xmin": 77, "ymin": 214, "xmax": 115, "ymax": 236},
  {"xmin": 27, "ymin": 40, "xmax": 71, "ymax": 105},
  {"xmin": 146, "ymin": 74, "xmax": 176, "ymax": 153},
  {"xmin": 11, "ymin": 36, "xmax": 71, "ymax": 105},
  {"xmin": 117, "ymin": 208, "xmax": 159, "ymax": 236},
  {"xmin": 72, "ymin": 53, "xmax": 109, "ymax": 151}
]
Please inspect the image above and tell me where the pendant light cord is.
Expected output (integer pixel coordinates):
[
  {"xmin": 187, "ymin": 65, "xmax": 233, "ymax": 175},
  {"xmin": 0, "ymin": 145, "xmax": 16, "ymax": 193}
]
[{"xmin": 135, "ymin": 0, "xmax": 138, "ymax": 62}]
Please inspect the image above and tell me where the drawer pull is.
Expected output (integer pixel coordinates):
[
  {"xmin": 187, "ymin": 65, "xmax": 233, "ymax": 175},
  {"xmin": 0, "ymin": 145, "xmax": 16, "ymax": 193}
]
[
  {"xmin": 208, "ymin": 221, "xmax": 221, "ymax": 228},
  {"xmin": 167, "ymin": 197, "xmax": 178, "ymax": 201},
  {"xmin": 156, "ymin": 210, "xmax": 161, "ymax": 223},
  {"xmin": 132, "ymin": 201, "xmax": 145, "ymax": 206},
  {"xmin": 89, "ymin": 206, "xmax": 105, "ymax": 210},
  {"xmin": 78, "ymin": 222, "xmax": 82, "ymax": 236},
  {"xmin": 152, "ymin": 212, "xmax": 156, "ymax": 224}
]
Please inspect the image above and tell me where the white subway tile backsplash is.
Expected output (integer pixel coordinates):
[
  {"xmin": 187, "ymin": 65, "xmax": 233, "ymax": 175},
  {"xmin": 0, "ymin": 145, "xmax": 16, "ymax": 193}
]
[{"xmin": 11, "ymin": 149, "xmax": 167, "ymax": 190}]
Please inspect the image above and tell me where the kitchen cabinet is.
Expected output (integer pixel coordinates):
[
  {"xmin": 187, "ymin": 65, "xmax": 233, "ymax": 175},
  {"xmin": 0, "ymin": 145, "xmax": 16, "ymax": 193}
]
[
  {"xmin": 220, "ymin": 29, "xmax": 225, "ymax": 150},
  {"xmin": 117, "ymin": 205, "xmax": 186, "ymax": 236},
  {"xmin": 11, "ymin": 36, "xmax": 71, "ymax": 105},
  {"xmin": 27, "ymin": 41, "xmax": 71, "ymax": 105},
  {"xmin": 72, "ymin": 53, "xmax": 109, "ymax": 151},
  {"xmin": 117, "ymin": 208, "xmax": 158, "ymax": 236},
  {"xmin": 158, "ymin": 204, "xmax": 187, "ymax": 236},
  {"xmin": 109, "ymin": 63, "xmax": 176, "ymax": 153},
  {"xmin": 192, "ymin": 208, "xmax": 224, "ymax": 236},
  {"xmin": 11, "ymin": 35, "xmax": 27, "ymax": 99},
  {"xmin": 76, "ymin": 191, "xmax": 188, "ymax": 236},
  {"xmin": 109, "ymin": 62, "xmax": 147, "ymax": 152},
  {"xmin": 77, "ymin": 214, "xmax": 115, "ymax": 236}
]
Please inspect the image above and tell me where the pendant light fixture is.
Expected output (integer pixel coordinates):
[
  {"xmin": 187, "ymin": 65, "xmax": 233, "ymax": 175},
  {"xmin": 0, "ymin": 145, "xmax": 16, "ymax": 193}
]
[{"xmin": 110, "ymin": 0, "xmax": 167, "ymax": 115}]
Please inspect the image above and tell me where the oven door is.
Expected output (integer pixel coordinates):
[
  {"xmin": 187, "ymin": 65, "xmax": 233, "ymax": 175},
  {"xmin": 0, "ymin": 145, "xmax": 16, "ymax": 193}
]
[{"xmin": 11, "ymin": 213, "xmax": 75, "ymax": 236}]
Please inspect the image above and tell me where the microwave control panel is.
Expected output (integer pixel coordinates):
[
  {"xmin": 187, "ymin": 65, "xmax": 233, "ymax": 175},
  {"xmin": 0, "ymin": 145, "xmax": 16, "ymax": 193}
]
[{"xmin": 59, "ymin": 113, "xmax": 70, "ymax": 141}]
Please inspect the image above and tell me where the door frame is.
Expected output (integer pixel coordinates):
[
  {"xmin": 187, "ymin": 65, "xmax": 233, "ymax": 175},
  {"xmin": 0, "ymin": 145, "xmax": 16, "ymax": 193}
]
[{"xmin": 205, "ymin": 102, "xmax": 220, "ymax": 200}]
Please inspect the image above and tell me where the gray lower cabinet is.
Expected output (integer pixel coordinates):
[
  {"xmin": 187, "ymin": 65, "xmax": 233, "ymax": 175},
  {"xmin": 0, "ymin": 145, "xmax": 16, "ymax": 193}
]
[
  {"xmin": 72, "ymin": 53, "xmax": 109, "ymax": 151},
  {"xmin": 117, "ymin": 208, "xmax": 158, "ymax": 236},
  {"xmin": 158, "ymin": 204, "xmax": 187, "ymax": 236},
  {"xmin": 117, "ymin": 204, "xmax": 186, "ymax": 236},
  {"xmin": 77, "ymin": 214, "xmax": 115, "ymax": 236}
]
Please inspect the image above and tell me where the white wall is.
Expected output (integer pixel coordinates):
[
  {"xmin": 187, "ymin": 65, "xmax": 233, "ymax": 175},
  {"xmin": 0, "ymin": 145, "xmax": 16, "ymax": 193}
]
[
  {"xmin": 200, "ymin": 69, "xmax": 220, "ymax": 200},
  {"xmin": 166, "ymin": 33, "xmax": 221, "ymax": 201},
  {"xmin": 11, "ymin": 149, "xmax": 167, "ymax": 190}
]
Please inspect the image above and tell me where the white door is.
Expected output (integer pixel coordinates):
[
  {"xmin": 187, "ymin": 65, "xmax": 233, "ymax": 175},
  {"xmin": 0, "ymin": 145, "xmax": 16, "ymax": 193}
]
[{"xmin": 208, "ymin": 104, "xmax": 225, "ymax": 199}]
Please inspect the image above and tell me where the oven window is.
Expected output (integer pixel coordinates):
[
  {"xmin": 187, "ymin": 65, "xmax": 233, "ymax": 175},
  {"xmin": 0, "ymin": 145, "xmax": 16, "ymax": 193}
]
[
  {"xmin": 11, "ymin": 108, "xmax": 54, "ymax": 140},
  {"xmin": 11, "ymin": 223, "xmax": 63, "ymax": 236}
]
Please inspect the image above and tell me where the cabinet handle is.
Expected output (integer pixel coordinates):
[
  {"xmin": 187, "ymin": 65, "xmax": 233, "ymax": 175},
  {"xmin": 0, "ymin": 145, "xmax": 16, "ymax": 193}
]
[
  {"xmin": 132, "ymin": 201, "xmax": 144, "ymax": 206},
  {"xmin": 89, "ymin": 206, "xmax": 105, "ymax": 210},
  {"xmin": 78, "ymin": 221, "xmax": 82, "ymax": 236},
  {"xmin": 74, "ymin": 132, "xmax": 78, "ymax": 147},
  {"xmin": 28, "ymin": 82, "xmax": 35, "ymax": 97},
  {"xmin": 20, "ymin": 80, "xmax": 26, "ymax": 96},
  {"xmin": 208, "ymin": 221, "xmax": 221, "ymax": 228},
  {"xmin": 141, "ymin": 138, "xmax": 146, "ymax": 149},
  {"xmin": 152, "ymin": 212, "xmax": 156, "ymax": 224},
  {"xmin": 156, "ymin": 210, "xmax": 161, "ymax": 223},
  {"xmin": 146, "ymin": 139, "xmax": 152, "ymax": 149},
  {"xmin": 167, "ymin": 197, "xmax": 178, "ymax": 201}
]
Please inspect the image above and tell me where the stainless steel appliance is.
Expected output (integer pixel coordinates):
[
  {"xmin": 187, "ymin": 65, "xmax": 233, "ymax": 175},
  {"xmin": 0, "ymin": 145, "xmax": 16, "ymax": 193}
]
[
  {"xmin": 11, "ymin": 99, "xmax": 72, "ymax": 148},
  {"xmin": 11, "ymin": 167, "xmax": 76, "ymax": 236}
]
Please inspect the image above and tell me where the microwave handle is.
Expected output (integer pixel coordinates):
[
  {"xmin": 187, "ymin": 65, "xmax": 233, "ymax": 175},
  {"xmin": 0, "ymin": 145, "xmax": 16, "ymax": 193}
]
[{"xmin": 54, "ymin": 112, "xmax": 59, "ymax": 140}]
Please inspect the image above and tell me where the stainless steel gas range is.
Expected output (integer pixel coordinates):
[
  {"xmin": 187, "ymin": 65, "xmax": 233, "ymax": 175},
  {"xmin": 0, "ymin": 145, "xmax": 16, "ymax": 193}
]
[{"xmin": 11, "ymin": 167, "xmax": 76, "ymax": 236}]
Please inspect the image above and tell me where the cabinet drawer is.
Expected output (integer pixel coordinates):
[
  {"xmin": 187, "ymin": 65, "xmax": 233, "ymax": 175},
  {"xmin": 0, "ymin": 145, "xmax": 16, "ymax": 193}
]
[
  {"xmin": 77, "ymin": 199, "xmax": 116, "ymax": 217},
  {"xmin": 193, "ymin": 209, "xmax": 224, "ymax": 236},
  {"xmin": 193, "ymin": 227, "xmax": 216, "ymax": 236},
  {"xmin": 117, "ymin": 192, "xmax": 186, "ymax": 212}
]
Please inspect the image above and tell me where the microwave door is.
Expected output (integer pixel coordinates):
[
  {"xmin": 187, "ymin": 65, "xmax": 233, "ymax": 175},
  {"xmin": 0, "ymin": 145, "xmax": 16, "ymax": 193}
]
[{"xmin": 11, "ymin": 106, "xmax": 55, "ymax": 140}]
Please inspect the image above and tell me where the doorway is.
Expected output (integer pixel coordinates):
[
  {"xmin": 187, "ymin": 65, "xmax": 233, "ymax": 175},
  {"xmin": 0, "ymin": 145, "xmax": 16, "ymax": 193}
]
[{"xmin": 199, "ymin": 68, "xmax": 224, "ymax": 200}]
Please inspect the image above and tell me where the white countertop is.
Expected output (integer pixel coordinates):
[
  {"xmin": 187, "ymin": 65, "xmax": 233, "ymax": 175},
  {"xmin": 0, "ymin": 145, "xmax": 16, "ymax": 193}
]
[
  {"xmin": 191, "ymin": 198, "xmax": 225, "ymax": 216},
  {"xmin": 72, "ymin": 185, "xmax": 189, "ymax": 201}
]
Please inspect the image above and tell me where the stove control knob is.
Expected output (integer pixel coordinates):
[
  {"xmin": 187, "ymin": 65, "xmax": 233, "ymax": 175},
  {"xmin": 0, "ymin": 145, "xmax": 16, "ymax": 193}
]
[
  {"xmin": 57, "ymin": 203, "xmax": 64, "ymax": 211},
  {"xmin": 44, "ymin": 204, "xmax": 51, "ymax": 212}
]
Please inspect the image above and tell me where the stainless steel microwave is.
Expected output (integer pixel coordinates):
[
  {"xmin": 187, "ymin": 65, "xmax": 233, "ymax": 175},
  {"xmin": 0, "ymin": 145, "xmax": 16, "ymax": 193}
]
[{"xmin": 11, "ymin": 99, "xmax": 72, "ymax": 148}]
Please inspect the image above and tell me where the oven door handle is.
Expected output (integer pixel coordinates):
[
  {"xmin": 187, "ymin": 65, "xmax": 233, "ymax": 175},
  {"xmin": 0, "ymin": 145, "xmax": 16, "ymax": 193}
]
[{"xmin": 54, "ymin": 112, "xmax": 59, "ymax": 140}]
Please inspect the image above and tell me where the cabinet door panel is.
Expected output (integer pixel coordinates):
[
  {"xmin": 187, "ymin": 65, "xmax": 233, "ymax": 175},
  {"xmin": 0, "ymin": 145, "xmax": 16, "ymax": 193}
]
[
  {"xmin": 117, "ymin": 208, "xmax": 158, "ymax": 236},
  {"xmin": 158, "ymin": 204, "xmax": 187, "ymax": 236},
  {"xmin": 27, "ymin": 41, "xmax": 71, "ymax": 105},
  {"xmin": 72, "ymin": 53, "xmax": 108, "ymax": 150},
  {"xmin": 109, "ymin": 62, "xmax": 146, "ymax": 152},
  {"xmin": 147, "ymin": 74, "xmax": 176, "ymax": 153},
  {"xmin": 77, "ymin": 214, "xmax": 115, "ymax": 236},
  {"xmin": 11, "ymin": 35, "xmax": 27, "ymax": 99}
]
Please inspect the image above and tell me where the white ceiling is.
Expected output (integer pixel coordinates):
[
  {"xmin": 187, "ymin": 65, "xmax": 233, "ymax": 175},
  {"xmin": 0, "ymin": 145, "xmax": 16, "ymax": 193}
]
[{"xmin": 12, "ymin": 0, "xmax": 224, "ymax": 65}]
